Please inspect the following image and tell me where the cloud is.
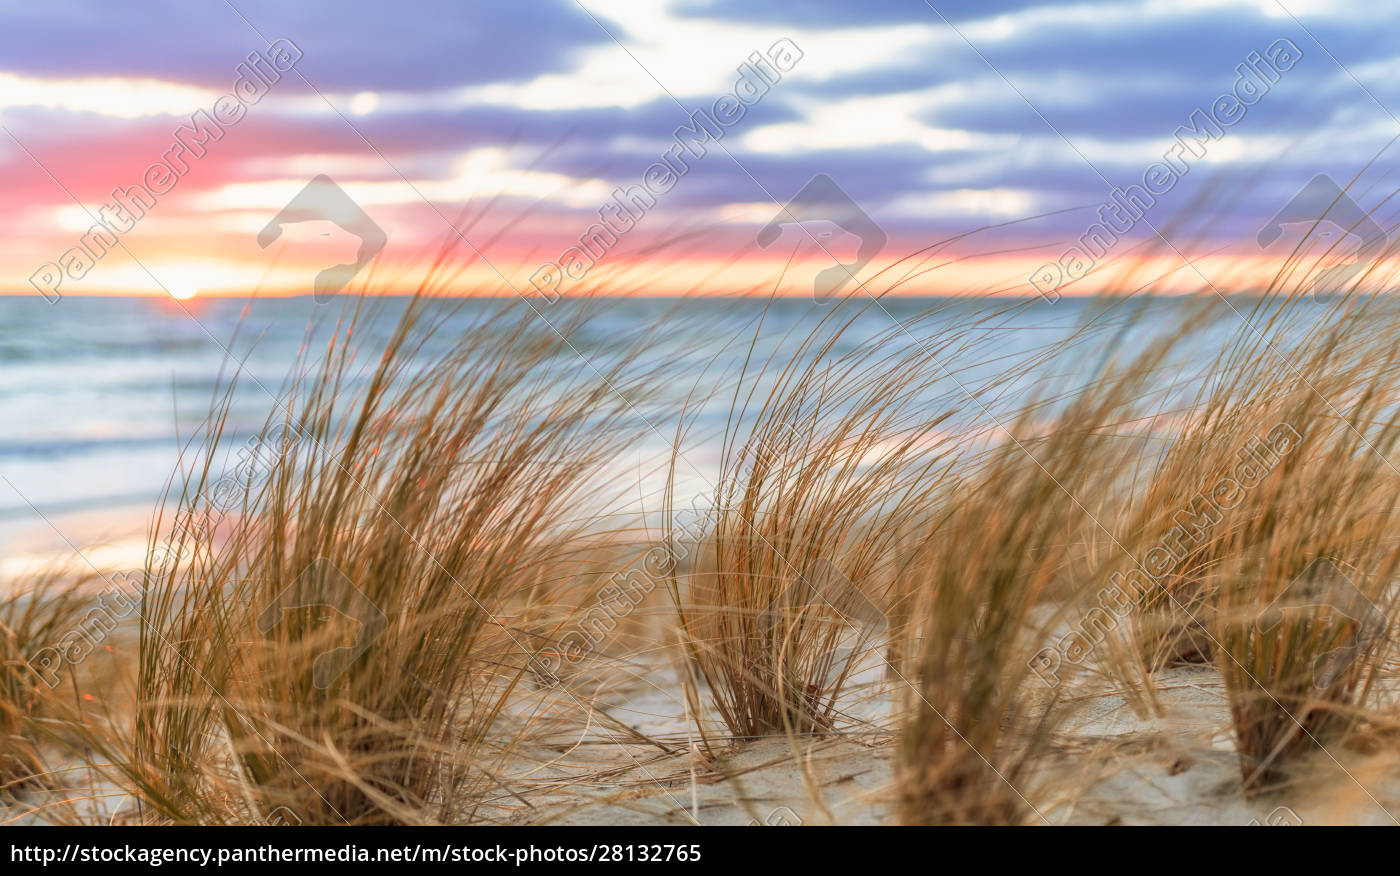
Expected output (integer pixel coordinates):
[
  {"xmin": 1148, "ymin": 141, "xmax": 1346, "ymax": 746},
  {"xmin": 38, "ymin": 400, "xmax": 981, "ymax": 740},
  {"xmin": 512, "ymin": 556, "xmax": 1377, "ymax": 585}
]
[
  {"xmin": 5, "ymin": 0, "xmax": 1400, "ymax": 288},
  {"xmin": 671, "ymin": 0, "xmax": 1122, "ymax": 26},
  {"xmin": 0, "ymin": 0, "xmax": 611, "ymax": 89}
]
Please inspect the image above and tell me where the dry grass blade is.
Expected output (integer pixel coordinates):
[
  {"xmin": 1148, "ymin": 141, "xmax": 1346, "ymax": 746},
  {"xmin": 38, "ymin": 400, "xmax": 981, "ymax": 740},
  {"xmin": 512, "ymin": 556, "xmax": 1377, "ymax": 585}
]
[
  {"xmin": 667, "ymin": 301, "xmax": 965, "ymax": 741},
  {"xmin": 121, "ymin": 294, "xmax": 666, "ymax": 824}
]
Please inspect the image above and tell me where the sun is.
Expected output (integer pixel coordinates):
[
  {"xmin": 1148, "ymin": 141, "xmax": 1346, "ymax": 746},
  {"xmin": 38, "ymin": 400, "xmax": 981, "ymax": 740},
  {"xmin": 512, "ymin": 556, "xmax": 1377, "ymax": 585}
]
[{"xmin": 148, "ymin": 262, "xmax": 223, "ymax": 300}]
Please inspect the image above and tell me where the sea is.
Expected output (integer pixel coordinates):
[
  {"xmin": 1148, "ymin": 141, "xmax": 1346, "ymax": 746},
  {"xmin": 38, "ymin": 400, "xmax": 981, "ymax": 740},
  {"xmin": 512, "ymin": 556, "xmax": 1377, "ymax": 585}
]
[{"xmin": 0, "ymin": 292, "xmax": 1327, "ymax": 567}]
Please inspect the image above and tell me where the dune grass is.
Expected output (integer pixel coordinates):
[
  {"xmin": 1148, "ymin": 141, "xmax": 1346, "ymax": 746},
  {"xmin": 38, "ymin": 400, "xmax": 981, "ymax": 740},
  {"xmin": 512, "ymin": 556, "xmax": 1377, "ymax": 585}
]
[
  {"xmin": 664, "ymin": 302, "xmax": 970, "ymax": 741},
  {"xmin": 888, "ymin": 299, "xmax": 1216, "ymax": 824},
  {"xmin": 109, "ymin": 295, "xmax": 668, "ymax": 824},
  {"xmin": 1200, "ymin": 296, "xmax": 1400, "ymax": 790},
  {"xmin": 0, "ymin": 574, "xmax": 92, "ymax": 793},
  {"xmin": 9, "ymin": 196, "xmax": 1400, "ymax": 823}
]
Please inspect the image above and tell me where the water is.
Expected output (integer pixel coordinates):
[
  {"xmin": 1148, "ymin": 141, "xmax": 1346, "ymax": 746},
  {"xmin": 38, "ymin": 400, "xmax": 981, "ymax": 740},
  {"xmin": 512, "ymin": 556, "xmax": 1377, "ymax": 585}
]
[{"xmin": 0, "ymin": 293, "xmax": 1330, "ymax": 537}]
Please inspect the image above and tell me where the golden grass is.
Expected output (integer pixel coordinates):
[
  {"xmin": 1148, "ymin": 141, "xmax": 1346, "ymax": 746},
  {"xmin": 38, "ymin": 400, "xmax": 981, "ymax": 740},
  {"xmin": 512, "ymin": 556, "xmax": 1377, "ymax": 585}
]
[
  {"xmin": 9, "ymin": 196, "xmax": 1400, "ymax": 822},
  {"xmin": 889, "ymin": 302, "xmax": 1208, "ymax": 823},
  {"xmin": 0, "ymin": 574, "xmax": 90, "ymax": 792},
  {"xmin": 665, "ymin": 302, "xmax": 966, "ymax": 740},
  {"xmin": 1200, "ymin": 298, "xmax": 1400, "ymax": 790},
  {"xmin": 105, "ymin": 295, "xmax": 670, "ymax": 824}
]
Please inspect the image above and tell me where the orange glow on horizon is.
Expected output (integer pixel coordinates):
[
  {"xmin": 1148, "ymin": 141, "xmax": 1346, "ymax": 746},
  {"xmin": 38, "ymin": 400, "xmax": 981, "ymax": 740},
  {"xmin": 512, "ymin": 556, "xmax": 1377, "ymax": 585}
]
[{"xmin": 6, "ymin": 244, "xmax": 1385, "ymax": 300}]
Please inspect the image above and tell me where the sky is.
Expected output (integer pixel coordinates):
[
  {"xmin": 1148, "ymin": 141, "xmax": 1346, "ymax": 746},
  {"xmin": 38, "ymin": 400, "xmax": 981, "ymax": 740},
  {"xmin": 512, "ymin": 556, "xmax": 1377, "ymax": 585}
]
[{"xmin": 1, "ymin": 0, "xmax": 1398, "ymax": 300}]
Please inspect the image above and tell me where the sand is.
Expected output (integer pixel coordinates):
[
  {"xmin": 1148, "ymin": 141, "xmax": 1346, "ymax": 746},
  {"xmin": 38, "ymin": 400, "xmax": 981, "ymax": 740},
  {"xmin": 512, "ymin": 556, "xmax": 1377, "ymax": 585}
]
[
  {"xmin": 496, "ymin": 659, "xmax": 1400, "ymax": 825},
  {"xmin": 7, "ymin": 517, "xmax": 1400, "ymax": 826}
]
